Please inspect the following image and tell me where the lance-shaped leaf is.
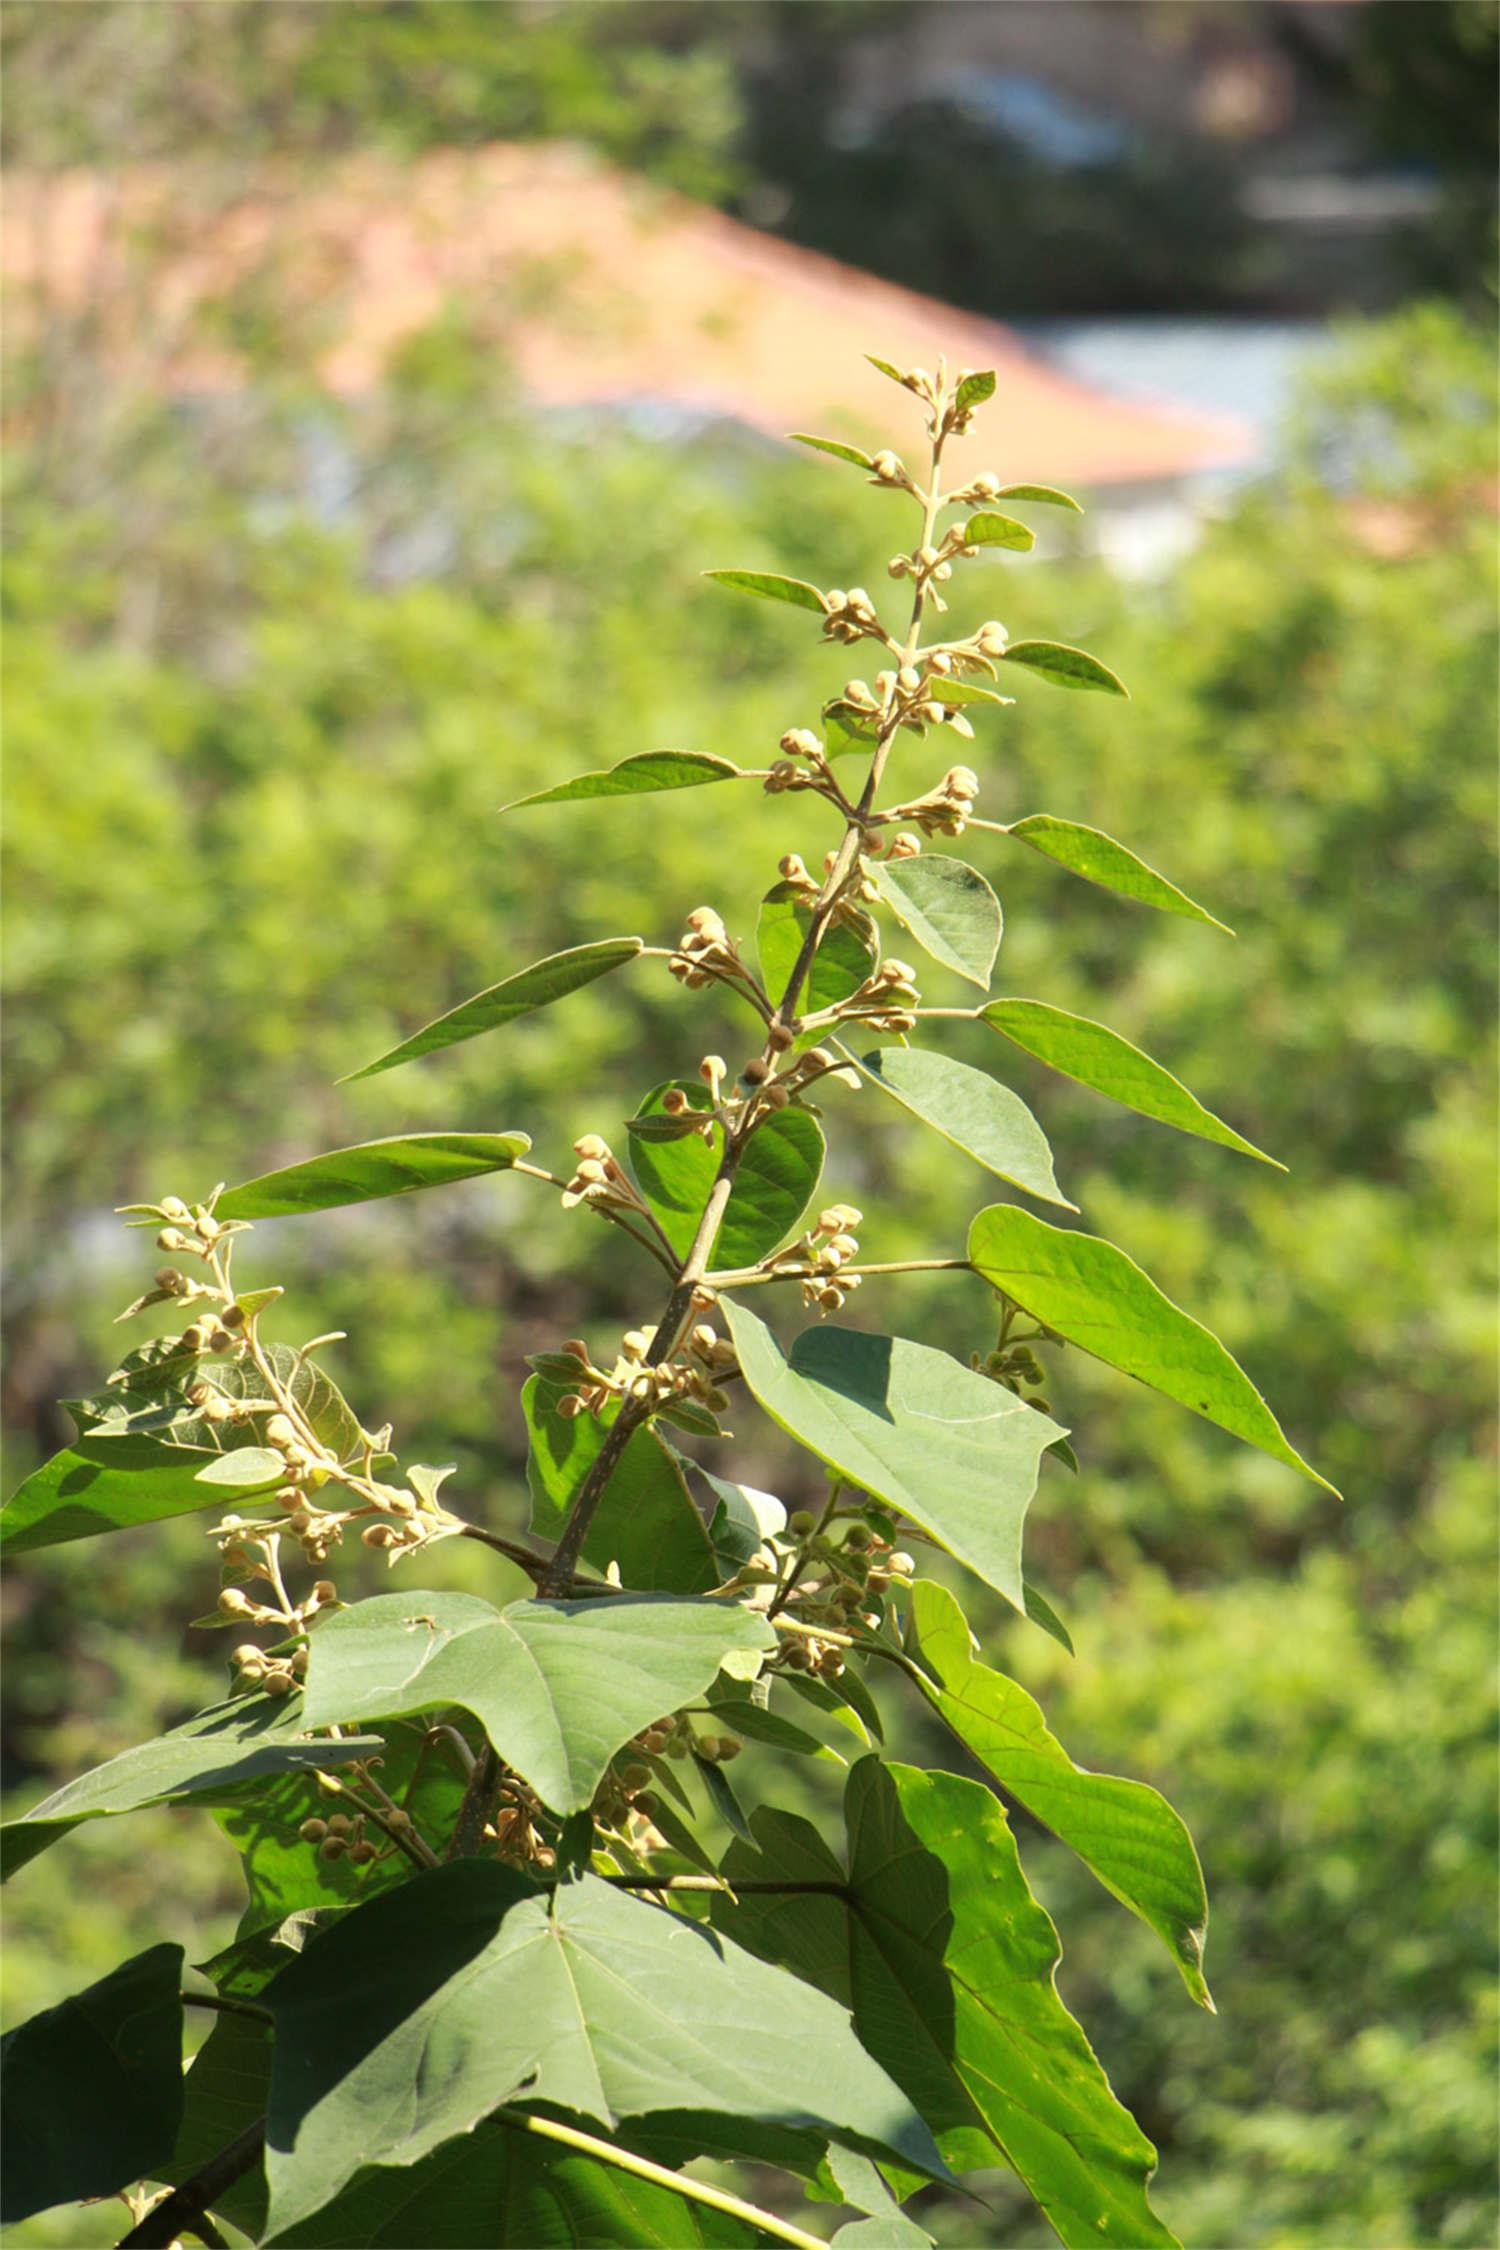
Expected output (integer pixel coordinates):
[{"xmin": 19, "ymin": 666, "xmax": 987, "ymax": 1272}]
[
  {"xmin": 301, "ymin": 1589, "xmax": 774, "ymax": 1813},
  {"xmin": 705, "ymin": 570, "xmax": 826, "ymax": 614},
  {"xmin": 847, "ymin": 1047, "xmax": 1075, "ymax": 1211},
  {"xmin": 341, "ymin": 938, "xmax": 643, "ymax": 1082},
  {"xmin": 790, "ymin": 433, "xmax": 876, "ymax": 470},
  {"xmin": 872, "ymin": 854, "xmax": 1001, "ymax": 989},
  {"xmin": 266, "ymin": 2111, "xmax": 766, "ymax": 2248},
  {"xmin": 999, "ymin": 641, "xmax": 1127, "ymax": 696},
  {"xmin": 503, "ymin": 751, "xmax": 745, "ymax": 810},
  {"xmin": 217, "ymin": 1133, "xmax": 531, "ymax": 1220},
  {"xmin": 261, "ymin": 1860, "xmax": 944, "ymax": 2239},
  {"xmin": 1, "ymin": 1944, "xmax": 186, "ymax": 2224},
  {"xmin": 960, "ymin": 511, "xmax": 1034, "ymax": 553},
  {"xmin": 523, "ymin": 1375, "xmax": 717, "ymax": 1593},
  {"xmin": 2, "ymin": 1432, "xmax": 278, "ymax": 1556},
  {"xmin": 1006, "ymin": 815, "xmax": 1231, "ymax": 933},
  {"xmin": 2, "ymin": 1697, "xmax": 382, "ymax": 1880},
  {"xmin": 758, "ymin": 883, "xmax": 877, "ymax": 1019},
  {"xmin": 719, "ymin": 1761, "xmax": 1179, "ymax": 2250},
  {"xmin": 905, "ymin": 1581, "xmax": 1211, "ymax": 2007},
  {"xmin": 993, "ymin": 483, "xmax": 1083, "ymax": 513},
  {"xmin": 722, "ymin": 1301, "xmax": 1065, "ymax": 1614},
  {"xmin": 969, "ymin": 1204, "xmax": 1338, "ymax": 1492},
  {"xmin": 982, "ymin": 1000, "xmax": 1280, "ymax": 1166},
  {"xmin": 628, "ymin": 1082, "xmax": 825, "ymax": 1268}
]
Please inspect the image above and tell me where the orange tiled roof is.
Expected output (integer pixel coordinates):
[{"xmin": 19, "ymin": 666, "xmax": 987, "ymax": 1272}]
[{"xmin": 4, "ymin": 142, "xmax": 1252, "ymax": 486}]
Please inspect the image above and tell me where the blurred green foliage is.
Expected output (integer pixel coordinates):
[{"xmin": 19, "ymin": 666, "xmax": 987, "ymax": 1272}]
[{"xmin": 3, "ymin": 300, "xmax": 1495, "ymax": 2248}]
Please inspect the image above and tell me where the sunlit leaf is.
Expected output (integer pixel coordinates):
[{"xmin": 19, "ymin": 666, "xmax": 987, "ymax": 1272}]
[
  {"xmin": 1004, "ymin": 815, "xmax": 1231, "ymax": 932},
  {"xmin": 502, "ymin": 752, "xmax": 745, "ymax": 810},
  {"xmin": 341, "ymin": 938, "xmax": 643, "ymax": 1082},
  {"xmin": 722, "ymin": 1301, "xmax": 1065, "ymax": 1613},
  {"xmin": 3, "ymin": 1433, "xmax": 272, "ymax": 1555},
  {"xmin": 757, "ymin": 884, "xmax": 876, "ymax": 1021},
  {"xmin": 871, "ymin": 855, "xmax": 1001, "ymax": 989},
  {"xmin": 524, "ymin": 1375, "xmax": 718, "ymax": 1594},
  {"xmin": 999, "ymin": 641, "xmax": 1128, "ymax": 696},
  {"xmin": 953, "ymin": 369, "xmax": 996, "ymax": 413},
  {"xmin": 994, "ymin": 483, "xmax": 1083, "ymax": 512},
  {"xmin": 628, "ymin": 1082, "xmax": 825, "ymax": 1270},
  {"xmin": 847, "ymin": 1047, "xmax": 1074, "ymax": 1210},
  {"xmin": 968, "ymin": 1204, "xmax": 1338, "ymax": 1491},
  {"xmin": 218, "ymin": 1134, "xmax": 531, "ymax": 1219},
  {"xmin": 789, "ymin": 434, "xmax": 876, "ymax": 471},
  {"xmin": 704, "ymin": 570, "xmax": 826, "ymax": 614},
  {"xmin": 905, "ymin": 1581, "xmax": 1211, "ymax": 2006},
  {"xmin": 960, "ymin": 512, "xmax": 1034, "ymax": 553}
]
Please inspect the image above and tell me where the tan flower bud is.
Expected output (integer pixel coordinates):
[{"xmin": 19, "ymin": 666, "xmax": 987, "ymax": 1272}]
[
  {"xmin": 299, "ymin": 1818, "xmax": 328, "ymax": 1842},
  {"xmin": 872, "ymin": 450, "xmax": 903, "ymax": 482}
]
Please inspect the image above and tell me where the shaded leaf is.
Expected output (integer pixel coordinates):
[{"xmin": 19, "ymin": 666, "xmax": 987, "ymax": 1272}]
[
  {"xmin": 848, "ymin": 1047, "xmax": 1074, "ymax": 1210},
  {"xmin": 871, "ymin": 855, "xmax": 1001, "ymax": 989},
  {"xmin": 704, "ymin": 570, "xmax": 825, "ymax": 614},
  {"xmin": 968, "ymin": 1204, "xmax": 1337, "ymax": 1491},
  {"xmin": 1006, "ymin": 815, "xmax": 1231, "ymax": 932},
  {"xmin": 960, "ymin": 512, "xmax": 1034, "ymax": 553},
  {"xmin": 155, "ymin": 2008, "xmax": 272, "ymax": 2240},
  {"xmin": 503, "ymin": 752, "xmax": 745, "ymax": 811},
  {"xmin": 790, "ymin": 434, "xmax": 876, "ymax": 470},
  {"xmin": 983, "ymin": 1000, "xmax": 1280, "ymax": 1165},
  {"xmin": 342, "ymin": 938, "xmax": 643, "ymax": 1083},
  {"xmin": 722, "ymin": 1302, "xmax": 1065, "ymax": 1614},
  {"xmin": 0, "ymin": 1944, "xmax": 185, "ymax": 2223},
  {"xmin": 301, "ymin": 1589, "xmax": 774, "ymax": 1813},
  {"xmin": 999, "ymin": 641, "xmax": 1128, "ymax": 696},
  {"xmin": 261, "ymin": 1861, "xmax": 944, "ymax": 2239},
  {"xmin": 719, "ymin": 1761, "xmax": 1178, "ymax": 2248},
  {"xmin": 2, "ymin": 1696, "xmax": 381, "ymax": 1880},
  {"xmin": 905, "ymin": 1581, "xmax": 1211, "ymax": 2006},
  {"xmin": 627, "ymin": 1084, "xmax": 825, "ymax": 1270},
  {"xmin": 524, "ymin": 1375, "xmax": 718, "ymax": 1594},
  {"xmin": 4, "ymin": 1433, "xmax": 271, "ymax": 1556},
  {"xmin": 757, "ymin": 884, "xmax": 877, "ymax": 1020},
  {"xmin": 218, "ymin": 1134, "xmax": 531, "ymax": 1220}
]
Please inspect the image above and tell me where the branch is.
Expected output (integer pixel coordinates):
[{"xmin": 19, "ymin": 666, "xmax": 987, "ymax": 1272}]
[
  {"xmin": 180, "ymin": 1990, "xmax": 272, "ymax": 2025},
  {"xmin": 115, "ymin": 2121, "xmax": 265, "ymax": 2250}
]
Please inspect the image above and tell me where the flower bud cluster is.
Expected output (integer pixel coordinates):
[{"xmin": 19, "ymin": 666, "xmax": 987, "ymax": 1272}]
[
  {"xmin": 561, "ymin": 1133, "xmax": 648, "ymax": 1219},
  {"xmin": 845, "ymin": 957, "xmax": 921, "ymax": 1034},
  {"xmin": 762, "ymin": 1203, "xmax": 864, "ymax": 1314},
  {"xmin": 764, "ymin": 728, "xmax": 829, "ymax": 796},
  {"xmin": 555, "ymin": 1318, "xmax": 737, "ymax": 1425},
  {"xmin": 300, "ymin": 1809, "xmax": 379, "ymax": 1868},
  {"xmin": 232, "ymin": 1640, "xmax": 307, "ymax": 1699},
  {"xmin": 976, "ymin": 1336, "xmax": 1055, "ymax": 1417},
  {"xmin": 670, "ymin": 906, "xmax": 740, "ymax": 990},
  {"xmin": 890, "ymin": 765, "xmax": 981, "ymax": 840},
  {"xmin": 819, "ymin": 585, "xmax": 883, "ymax": 646}
]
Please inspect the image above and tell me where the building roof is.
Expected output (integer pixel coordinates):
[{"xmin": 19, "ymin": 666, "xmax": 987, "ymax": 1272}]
[{"xmin": 5, "ymin": 141, "xmax": 1253, "ymax": 487}]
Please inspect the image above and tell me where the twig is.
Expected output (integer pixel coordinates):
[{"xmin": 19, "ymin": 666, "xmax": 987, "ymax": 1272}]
[{"xmin": 115, "ymin": 2121, "xmax": 265, "ymax": 2249}]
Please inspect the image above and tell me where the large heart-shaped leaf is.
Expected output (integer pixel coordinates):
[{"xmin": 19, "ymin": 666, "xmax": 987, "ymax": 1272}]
[
  {"xmin": 1005, "ymin": 815, "xmax": 1230, "ymax": 932},
  {"xmin": 1, "ymin": 1945, "xmax": 186, "ymax": 2224},
  {"xmin": 871, "ymin": 856, "xmax": 1001, "ymax": 989},
  {"xmin": 704, "ymin": 570, "xmax": 826, "ymax": 613},
  {"xmin": 523, "ymin": 1375, "xmax": 717, "ymax": 1593},
  {"xmin": 503, "ymin": 751, "xmax": 745, "ymax": 811},
  {"xmin": 217, "ymin": 1134, "xmax": 531, "ymax": 1219},
  {"xmin": 848, "ymin": 1047, "xmax": 1074, "ymax": 1210},
  {"xmin": 982, "ymin": 1000, "xmax": 1279, "ymax": 1165},
  {"xmin": 301, "ymin": 1590, "xmax": 774, "ymax": 1813},
  {"xmin": 722, "ymin": 1302, "xmax": 1065, "ymax": 1614},
  {"xmin": 2, "ymin": 1698, "xmax": 381, "ymax": 1880},
  {"xmin": 905, "ymin": 1581, "xmax": 1211, "ymax": 2006},
  {"xmin": 341, "ymin": 938, "xmax": 643, "ymax": 1082},
  {"xmin": 261, "ymin": 1861, "xmax": 944, "ymax": 2239},
  {"xmin": 628, "ymin": 1084, "xmax": 825, "ymax": 1269},
  {"xmin": 999, "ymin": 641, "xmax": 1127, "ymax": 696},
  {"xmin": 757, "ymin": 885, "xmax": 876, "ymax": 1021},
  {"xmin": 718, "ymin": 1761, "xmax": 1178, "ymax": 2249},
  {"xmin": 968, "ymin": 1204, "xmax": 1337, "ymax": 1491}
]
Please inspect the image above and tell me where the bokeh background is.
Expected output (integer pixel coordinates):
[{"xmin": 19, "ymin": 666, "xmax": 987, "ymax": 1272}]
[{"xmin": 2, "ymin": 6, "xmax": 1496, "ymax": 2246}]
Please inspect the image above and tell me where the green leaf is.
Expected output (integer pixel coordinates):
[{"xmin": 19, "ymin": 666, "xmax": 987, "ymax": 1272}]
[
  {"xmin": 261, "ymin": 1860, "xmax": 944, "ymax": 2240},
  {"xmin": 523, "ymin": 1375, "xmax": 718, "ymax": 1594},
  {"xmin": 968, "ymin": 1205, "xmax": 1338, "ymax": 1492},
  {"xmin": 301, "ymin": 1589, "xmax": 774, "ymax": 1814},
  {"xmin": 789, "ymin": 433, "xmax": 876, "ymax": 471},
  {"xmin": 960, "ymin": 511, "xmax": 1034, "ymax": 553},
  {"xmin": 871, "ymin": 855, "xmax": 1001, "ymax": 989},
  {"xmin": 3, "ymin": 1432, "xmax": 270, "ymax": 1555},
  {"xmin": 954, "ymin": 369, "xmax": 996, "ymax": 413},
  {"xmin": 865, "ymin": 355, "xmax": 908, "ymax": 389},
  {"xmin": 918, "ymin": 675, "xmax": 1014, "ymax": 711},
  {"xmin": 719, "ymin": 1761, "xmax": 1178, "ymax": 2248},
  {"xmin": 847, "ymin": 1047, "xmax": 1075, "ymax": 1211},
  {"xmin": 994, "ymin": 483, "xmax": 1083, "ymax": 513},
  {"xmin": 757, "ymin": 883, "xmax": 877, "ymax": 1020},
  {"xmin": 267, "ymin": 2112, "xmax": 764, "ymax": 2247},
  {"xmin": 999, "ymin": 640, "xmax": 1128, "ymax": 696},
  {"xmin": 341, "ymin": 938, "xmax": 643, "ymax": 1082},
  {"xmin": 905, "ymin": 1581, "xmax": 1211, "ymax": 2006},
  {"xmin": 0, "ymin": 1944, "xmax": 185, "ymax": 2223},
  {"xmin": 217, "ymin": 1133, "xmax": 531, "ymax": 1219},
  {"xmin": 704, "ymin": 570, "xmax": 826, "ymax": 614},
  {"xmin": 2, "ymin": 1696, "xmax": 381, "ymax": 1880},
  {"xmin": 688, "ymin": 1464, "xmax": 786, "ymax": 1575},
  {"xmin": 1004, "ymin": 814, "xmax": 1232, "ymax": 932},
  {"xmin": 195, "ymin": 1445, "xmax": 286, "ymax": 1486},
  {"xmin": 833, "ymin": 2218, "xmax": 934, "ymax": 2248},
  {"xmin": 982, "ymin": 999, "xmax": 1280, "ymax": 1165},
  {"xmin": 627, "ymin": 1084, "xmax": 826, "ymax": 1271},
  {"xmin": 502, "ymin": 751, "xmax": 745, "ymax": 811},
  {"xmin": 156, "ymin": 2008, "xmax": 272, "ymax": 2240},
  {"xmin": 722, "ymin": 1302, "xmax": 1065, "ymax": 1614}
]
